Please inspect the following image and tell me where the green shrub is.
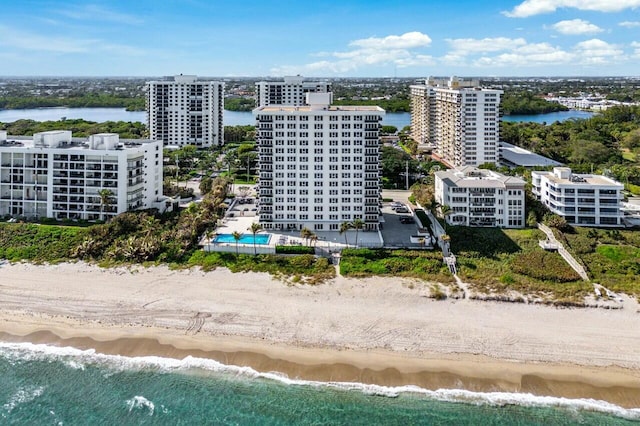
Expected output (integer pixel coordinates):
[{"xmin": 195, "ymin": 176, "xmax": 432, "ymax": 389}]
[
  {"xmin": 340, "ymin": 248, "xmax": 454, "ymax": 283},
  {"xmin": 511, "ymin": 250, "xmax": 581, "ymax": 282},
  {"xmin": 275, "ymin": 245, "xmax": 315, "ymax": 254}
]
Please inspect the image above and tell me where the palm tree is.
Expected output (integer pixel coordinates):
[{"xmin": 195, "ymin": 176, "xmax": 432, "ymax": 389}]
[
  {"xmin": 98, "ymin": 189, "xmax": 114, "ymax": 222},
  {"xmin": 232, "ymin": 230, "xmax": 242, "ymax": 256},
  {"xmin": 339, "ymin": 221, "xmax": 351, "ymax": 247},
  {"xmin": 351, "ymin": 218, "xmax": 364, "ymax": 248},
  {"xmin": 300, "ymin": 227, "xmax": 313, "ymax": 246},
  {"xmin": 440, "ymin": 204, "xmax": 453, "ymax": 229},
  {"xmin": 309, "ymin": 233, "xmax": 318, "ymax": 247},
  {"xmin": 248, "ymin": 222, "xmax": 263, "ymax": 255}
]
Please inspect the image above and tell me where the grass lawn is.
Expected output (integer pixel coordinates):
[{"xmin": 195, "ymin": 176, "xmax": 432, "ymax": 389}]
[
  {"xmin": 449, "ymin": 227, "xmax": 590, "ymax": 301},
  {"xmin": 558, "ymin": 227, "xmax": 640, "ymax": 295}
]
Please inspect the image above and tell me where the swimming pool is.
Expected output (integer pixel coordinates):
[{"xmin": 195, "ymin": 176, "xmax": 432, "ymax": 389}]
[{"xmin": 213, "ymin": 233, "xmax": 271, "ymax": 245}]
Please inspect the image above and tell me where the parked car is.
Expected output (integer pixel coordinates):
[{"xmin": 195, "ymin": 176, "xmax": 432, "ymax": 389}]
[
  {"xmin": 395, "ymin": 206, "xmax": 409, "ymax": 213},
  {"xmin": 390, "ymin": 201, "xmax": 403, "ymax": 208},
  {"xmin": 399, "ymin": 216, "xmax": 415, "ymax": 224}
]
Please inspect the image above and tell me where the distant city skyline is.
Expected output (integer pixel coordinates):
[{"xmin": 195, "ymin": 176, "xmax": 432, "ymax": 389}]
[{"xmin": 1, "ymin": 0, "xmax": 640, "ymax": 77}]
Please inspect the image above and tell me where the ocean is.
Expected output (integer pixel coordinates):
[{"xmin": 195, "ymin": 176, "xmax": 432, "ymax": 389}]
[{"xmin": 1, "ymin": 342, "xmax": 638, "ymax": 425}]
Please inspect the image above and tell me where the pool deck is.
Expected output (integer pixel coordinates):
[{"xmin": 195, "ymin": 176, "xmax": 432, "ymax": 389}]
[{"xmin": 204, "ymin": 213, "xmax": 383, "ymax": 254}]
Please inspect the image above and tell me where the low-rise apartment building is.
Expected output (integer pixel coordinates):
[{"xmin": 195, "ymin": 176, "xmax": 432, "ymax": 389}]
[
  {"xmin": 532, "ymin": 167, "xmax": 623, "ymax": 227},
  {"xmin": 0, "ymin": 130, "xmax": 163, "ymax": 220},
  {"xmin": 434, "ymin": 166, "xmax": 526, "ymax": 228}
]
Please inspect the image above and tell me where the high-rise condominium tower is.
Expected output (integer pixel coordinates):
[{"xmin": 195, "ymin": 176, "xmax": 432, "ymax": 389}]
[
  {"xmin": 146, "ymin": 75, "xmax": 224, "ymax": 148},
  {"xmin": 253, "ymin": 93, "xmax": 384, "ymax": 232},
  {"xmin": 410, "ymin": 77, "xmax": 502, "ymax": 167},
  {"xmin": 255, "ymin": 76, "xmax": 331, "ymax": 107}
]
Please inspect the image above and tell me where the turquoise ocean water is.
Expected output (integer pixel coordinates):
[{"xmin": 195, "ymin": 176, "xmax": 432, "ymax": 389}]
[{"xmin": 1, "ymin": 342, "xmax": 639, "ymax": 425}]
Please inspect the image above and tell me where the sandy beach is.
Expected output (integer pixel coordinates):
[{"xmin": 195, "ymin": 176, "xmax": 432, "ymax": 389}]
[{"xmin": 0, "ymin": 262, "xmax": 639, "ymax": 408}]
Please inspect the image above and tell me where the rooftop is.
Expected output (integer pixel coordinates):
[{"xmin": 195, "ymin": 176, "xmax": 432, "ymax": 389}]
[
  {"xmin": 533, "ymin": 168, "xmax": 622, "ymax": 187},
  {"xmin": 255, "ymin": 105, "xmax": 385, "ymax": 113},
  {"xmin": 436, "ymin": 166, "xmax": 525, "ymax": 188},
  {"xmin": 0, "ymin": 132, "xmax": 159, "ymax": 151},
  {"xmin": 500, "ymin": 142, "xmax": 562, "ymax": 168}
]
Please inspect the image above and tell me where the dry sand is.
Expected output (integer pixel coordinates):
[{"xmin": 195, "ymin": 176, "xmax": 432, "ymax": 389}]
[{"xmin": 0, "ymin": 262, "xmax": 639, "ymax": 407}]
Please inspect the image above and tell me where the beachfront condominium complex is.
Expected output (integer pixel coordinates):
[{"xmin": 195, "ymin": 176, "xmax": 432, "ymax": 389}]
[
  {"xmin": 409, "ymin": 78, "xmax": 437, "ymax": 145},
  {"xmin": 253, "ymin": 93, "xmax": 385, "ymax": 231},
  {"xmin": 410, "ymin": 77, "xmax": 502, "ymax": 167},
  {"xmin": 434, "ymin": 166, "xmax": 526, "ymax": 228},
  {"xmin": 532, "ymin": 167, "xmax": 623, "ymax": 227},
  {"xmin": 146, "ymin": 75, "xmax": 224, "ymax": 148},
  {"xmin": 0, "ymin": 130, "xmax": 164, "ymax": 221},
  {"xmin": 255, "ymin": 76, "xmax": 331, "ymax": 107}
]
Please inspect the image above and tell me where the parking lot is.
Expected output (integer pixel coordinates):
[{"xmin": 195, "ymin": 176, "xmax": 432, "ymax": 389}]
[{"xmin": 379, "ymin": 200, "xmax": 426, "ymax": 247}]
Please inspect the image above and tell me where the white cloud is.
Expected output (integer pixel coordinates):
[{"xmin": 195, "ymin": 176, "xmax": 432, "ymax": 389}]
[
  {"xmin": 472, "ymin": 42, "xmax": 574, "ymax": 67},
  {"xmin": 0, "ymin": 25, "xmax": 145, "ymax": 56},
  {"xmin": 619, "ymin": 21, "xmax": 640, "ymax": 28},
  {"xmin": 445, "ymin": 37, "xmax": 527, "ymax": 55},
  {"xmin": 573, "ymin": 38, "xmax": 625, "ymax": 64},
  {"xmin": 551, "ymin": 19, "xmax": 603, "ymax": 35},
  {"xmin": 442, "ymin": 37, "xmax": 631, "ymax": 69},
  {"xmin": 57, "ymin": 4, "xmax": 143, "ymax": 25},
  {"xmin": 0, "ymin": 26, "xmax": 96, "ymax": 53},
  {"xmin": 349, "ymin": 31, "xmax": 432, "ymax": 49},
  {"xmin": 632, "ymin": 41, "xmax": 640, "ymax": 57},
  {"xmin": 504, "ymin": 0, "xmax": 640, "ymax": 18},
  {"xmin": 271, "ymin": 31, "xmax": 433, "ymax": 75}
]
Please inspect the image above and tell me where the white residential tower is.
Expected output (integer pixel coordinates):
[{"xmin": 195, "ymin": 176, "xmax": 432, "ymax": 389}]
[
  {"xmin": 146, "ymin": 75, "xmax": 224, "ymax": 148},
  {"xmin": 255, "ymin": 76, "xmax": 331, "ymax": 107},
  {"xmin": 253, "ymin": 93, "xmax": 384, "ymax": 232}
]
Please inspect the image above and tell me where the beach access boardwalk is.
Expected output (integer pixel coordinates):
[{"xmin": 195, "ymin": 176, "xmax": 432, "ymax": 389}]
[{"xmin": 537, "ymin": 223, "xmax": 589, "ymax": 281}]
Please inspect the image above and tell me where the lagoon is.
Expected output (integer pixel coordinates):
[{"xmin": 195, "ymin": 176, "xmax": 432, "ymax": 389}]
[
  {"xmin": 502, "ymin": 110, "xmax": 595, "ymax": 124},
  {"xmin": 0, "ymin": 108, "xmax": 254, "ymax": 127},
  {"xmin": 0, "ymin": 108, "xmax": 596, "ymax": 129},
  {"xmin": 0, "ymin": 107, "xmax": 411, "ymax": 128}
]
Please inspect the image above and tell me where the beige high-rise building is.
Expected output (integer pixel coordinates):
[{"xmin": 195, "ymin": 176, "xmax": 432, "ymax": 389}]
[
  {"xmin": 409, "ymin": 77, "xmax": 440, "ymax": 146},
  {"xmin": 410, "ymin": 77, "xmax": 502, "ymax": 167}
]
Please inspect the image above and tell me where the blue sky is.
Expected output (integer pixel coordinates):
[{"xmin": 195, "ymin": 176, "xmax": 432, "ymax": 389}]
[{"xmin": 1, "ymin": 0, "xmax": 640, "ymax": 77}]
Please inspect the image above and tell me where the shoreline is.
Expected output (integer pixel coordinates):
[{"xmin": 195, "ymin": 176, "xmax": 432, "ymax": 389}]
[
  {"xmin": 1, "ymin": 262, "xmax": 639, "ymax": 408},
  {"xmin": 2, "ymin": 326, "xmax": 640, "ymax": 409}
]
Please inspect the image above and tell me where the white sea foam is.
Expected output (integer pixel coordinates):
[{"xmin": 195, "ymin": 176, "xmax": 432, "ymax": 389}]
[
  {"xmin": 2, "ymin": 386, "xmax": 45, "ymax": 414},
  {"xmin": 1, "ymin": 341, "xmax": 639, "ymax": 420},
  {"xmin": 126, "ymin": 396, "xmax": 155, "ymax": 416}
]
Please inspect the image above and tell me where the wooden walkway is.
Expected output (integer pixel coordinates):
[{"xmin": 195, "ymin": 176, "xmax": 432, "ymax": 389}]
[{"xmin": 537, "ymin": 223, "xmax": 589, "ymax": 281}]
